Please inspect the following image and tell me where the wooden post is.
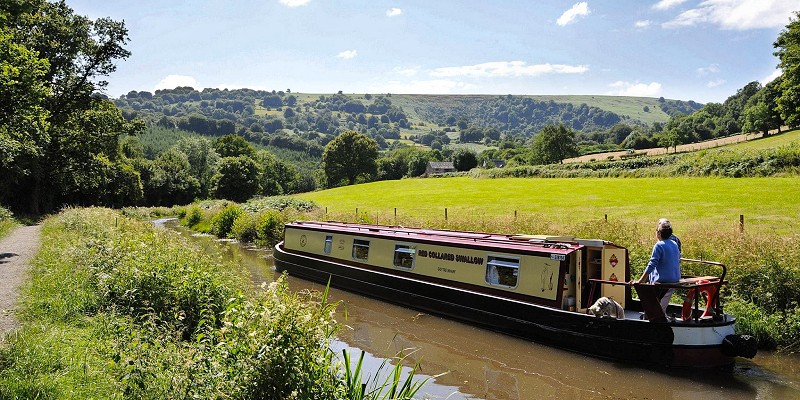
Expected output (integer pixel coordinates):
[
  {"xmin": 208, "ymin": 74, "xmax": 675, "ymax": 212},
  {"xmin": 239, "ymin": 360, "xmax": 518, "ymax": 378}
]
[
  {"xmin": 445, "ymin": 208, "xmax": 448, "ymax": 220},
  {"xmin": 604, "ymin": 214, "xmax": 607, "ymax": 222},
  {"xmin": 514, "ymin": 210, "xmax": 517, "ymax": 219},
  {"xmin": 739, "ymin": 214, "xmax": 744, "ymax": 233},
  {"xmin": 356, "ymin": 208, "xmax": 358, "ymax": 218},
  {"xmin": 325, "ymin": 207, "xmax": 327, "ymax": 215}
]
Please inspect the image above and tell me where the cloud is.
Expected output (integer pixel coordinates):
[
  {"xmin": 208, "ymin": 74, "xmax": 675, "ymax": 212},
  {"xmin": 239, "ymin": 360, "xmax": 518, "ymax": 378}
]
[
  {"xmin": 607, "ymin": 81, "xmax": 663, "ymax": 97},
  {"xmin": 336, "ymin": 50, "xmax": 357, "ymax": 60},
  {"xmin": 154, "ymin": 74, "xmax": 198, "ymax": 91},
  {"xmin": 763, "ymin": 69, "xmax": 782, "ymax": 84},
  {"xmin": 697, "ymin": 63, "xmax": 721, "ymax": 75},
  {"xmin": 374, "ymin": 79, "xmax": 477, "ymax": 94},
  {"xmin": 662, "ymin": 0, "xmax": 797, "ymax": 30},
  {"xmin": 393, "ymin": 66, "xmax": 419, "ymax": 77},
  {"xmin": 279, "ymin": 0, "xmax": 310, "ymax": 7},
  {"xmin": 386, "ymin": 8, "xmax": 403, "ymax": 17},
  {"xmin": 653, "ymin": 0, "xmax": 687, "ymax": 11},
  {"xmin": 557, "ymin": 2, "xmax": 590, "ymax": 26},
  {"xmin": 634, "ymin": 20, "xmax": 652, "ymax": 28},
  {"xmin": 430, "ymin": 61, "xmax": 589, "ymax": 78},
  {"xmin": 706, "ymin": 79, "xmax": 726, "ymax": 87}
]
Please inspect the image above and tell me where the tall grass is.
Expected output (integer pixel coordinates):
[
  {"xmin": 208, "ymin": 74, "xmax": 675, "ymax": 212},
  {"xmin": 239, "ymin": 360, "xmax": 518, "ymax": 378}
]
[
  {"xmin": 0, "ymin": 207, "xmax": 428, "ymax": 399},
  {"xmin": 0, "ymin": 206, "xmax": 18, "ymax": 239}
]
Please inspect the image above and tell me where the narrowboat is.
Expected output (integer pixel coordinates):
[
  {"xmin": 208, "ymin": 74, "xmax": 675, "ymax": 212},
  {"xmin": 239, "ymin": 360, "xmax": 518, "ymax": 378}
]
[{"xmin": 273, "ymin": 221, "xmax": 757, "ymax": 368}]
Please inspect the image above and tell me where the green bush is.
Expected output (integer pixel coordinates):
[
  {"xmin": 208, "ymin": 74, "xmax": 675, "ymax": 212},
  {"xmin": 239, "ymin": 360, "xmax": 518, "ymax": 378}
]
[
  {"xmin": 183, "ymin": 206, "xmax": 203, "ymax": 227},
  {"xmin": 255, "ymin": 210, "xmax": 285, "ymax": 247},
  {"xmin": 231, "ymin": 212, "xmax": 257, "ymax": 243},
  {"xmin": 211, "ymin": 204, "xmax": 244, "ymax": 238}
]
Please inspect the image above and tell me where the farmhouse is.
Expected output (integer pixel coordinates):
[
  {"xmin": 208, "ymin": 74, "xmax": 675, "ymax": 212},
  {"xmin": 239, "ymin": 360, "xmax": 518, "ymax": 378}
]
[{"xmin": 426, "ymin": 161, "xmax": 456, "ymax": 175}]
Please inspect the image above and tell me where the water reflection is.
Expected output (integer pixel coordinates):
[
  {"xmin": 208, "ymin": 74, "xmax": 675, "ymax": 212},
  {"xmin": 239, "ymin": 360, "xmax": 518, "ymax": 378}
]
[{"xmin": 158, "ymin": 218, "xmax": 800, "ymax": 399}]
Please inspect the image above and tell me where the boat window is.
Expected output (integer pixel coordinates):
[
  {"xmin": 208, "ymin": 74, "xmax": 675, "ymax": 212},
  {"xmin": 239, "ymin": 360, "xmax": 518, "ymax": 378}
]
[
  {"xmin": 486, "ymin": 256, "xmax": 519, "ymax": 288},
  {"xmin": 324, "ymin": 235, "xmax": 333, "ymax": 255},
  {"xmin": 393, "ymin": 244, "xmax": 415, "ymax": 269},
  {"xmin": 352, "ymin": 239, "xmax": 370, "ymax": 261}
]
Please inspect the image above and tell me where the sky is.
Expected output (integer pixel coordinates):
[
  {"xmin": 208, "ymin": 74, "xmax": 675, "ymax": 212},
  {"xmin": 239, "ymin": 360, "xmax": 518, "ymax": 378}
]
[{"xmin": 67, "ymin": 0, "xmax": 798, "ymax": 103}]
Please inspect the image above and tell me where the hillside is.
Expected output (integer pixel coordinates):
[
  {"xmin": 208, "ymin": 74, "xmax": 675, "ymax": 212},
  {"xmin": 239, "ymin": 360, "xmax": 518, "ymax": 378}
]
[{"xmin": 114, "ymin": 88, "xmax": 701, "ymax": 157}]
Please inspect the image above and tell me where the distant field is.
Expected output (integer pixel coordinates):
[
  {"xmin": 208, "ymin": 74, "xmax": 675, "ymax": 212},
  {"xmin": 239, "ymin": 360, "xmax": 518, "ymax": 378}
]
[
  {"xmin": 725, "ymin": 128, "xmax": 800, "ymax": 151},
  {"xmin": 297, "ymin": 177, "xmax": 799, "ymax": 234},
  {"xmin": 565, "ymin": 128, "xmax": 798, "ymax": 163}
]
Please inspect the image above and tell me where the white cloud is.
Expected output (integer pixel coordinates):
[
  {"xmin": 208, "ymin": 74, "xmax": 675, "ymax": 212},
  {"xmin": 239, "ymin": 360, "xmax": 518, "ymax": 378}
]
[
  {"xmin": 697, "ymin": 63, "xmax": 721, "ymax": 75},
  {"xmin": 557, "ymin": 2, "xmax": 590, "ymax": 26},
  {"xmin": 663, "ymin": 0, "xmax": 797, "ymax": 30},
  {"xmin": 374, "ymin": 79, "xmax": 477, "ymax": 94},
  {"xmin": 653, "ymin": 0, "xmax": 687, "ymax": 11},
  {"xmin": 154, "ymin": 74, "xmax": 198, "ymax": 91},
  {"xmin": 393, "ymin": 66, "xmax": 419, "ymax": 77},
  {"xmin": 634, "ymin": 20, "xmax": 652, "ymax": 28},
  {"xmin": 430, "ymin": 61, "xmax": 589, "ymax": 78},
  {"xmin": 279, "ymin": 0, "xmax": 310, "ymax": 7},
  {"xmin": 336, "ymin": 50, "xmax": 357, "ymax": 60},
  {"xmin": 763, "ymin": 68, "xmax": 782, "ymax": 84},
  {"xmin": 607, "ymin": 81, "xmax": 663, "ymax": 97},
  {"xmin": 386, "ymin": 8, "xmax": 403, "ymax": 17},
  {"xmin": 706, "ymin": 79, "xmax": 726, "ymax": 87}
]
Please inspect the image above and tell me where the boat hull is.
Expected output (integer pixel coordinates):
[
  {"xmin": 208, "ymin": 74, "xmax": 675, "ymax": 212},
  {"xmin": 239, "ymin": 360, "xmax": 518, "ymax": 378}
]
[{"xmin": 274, "ymin": 242, "xmax": 736, "ymax": 368}]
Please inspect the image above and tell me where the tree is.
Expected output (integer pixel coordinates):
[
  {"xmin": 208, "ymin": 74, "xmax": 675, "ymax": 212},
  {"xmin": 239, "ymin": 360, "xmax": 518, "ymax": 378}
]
[
  {"xmin": 774, "ymin": 11, "xmax": 800, "ymax": 127},
  {"xmin": 530, "ymin": 124, "xmax": 579, "ymax": 164},
  {"xmin": 322, "ymin": 130, "xmax": 378, "ymax": 187},
  {"xmin": 451, "ymin": 148, "xmax": 478, "ymax": 171},
  {"xmin": 146, "ymin": 148, "xmax": 200, "ymax": 206},
  {"xmin": 175, "ymin": 137, "xmax": 219, "ymax": 197},
  {"xmin": 0, "ymin": 0, "xmax": 137, "ymax": 214},
  {"xmin": 212, "ymin": 156, "xmax": 261, "ymax": 202},
  {"xmin": 214, "ymin": 134, "xmax": 256, "ymax": 158}
]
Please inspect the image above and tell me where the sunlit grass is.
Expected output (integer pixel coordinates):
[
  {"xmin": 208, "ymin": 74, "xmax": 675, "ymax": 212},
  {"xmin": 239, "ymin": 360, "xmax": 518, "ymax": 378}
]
[
  {"xmin": 297, "ymin": 177, "xmax": 800, "ymax": 234},
  {"xmin": 725, "ymin": 128, "xmax": 800, "ymax": 151}
]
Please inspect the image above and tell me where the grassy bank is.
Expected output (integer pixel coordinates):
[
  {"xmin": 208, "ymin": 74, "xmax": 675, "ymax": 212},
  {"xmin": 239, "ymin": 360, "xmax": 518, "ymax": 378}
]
[
  {"xmin": 0, "ymin": 206, "xmax": 18, "ymax": 239},
  {"xmin": 0, "ymin": 207, "xmax": 425, "ymax": 399}
]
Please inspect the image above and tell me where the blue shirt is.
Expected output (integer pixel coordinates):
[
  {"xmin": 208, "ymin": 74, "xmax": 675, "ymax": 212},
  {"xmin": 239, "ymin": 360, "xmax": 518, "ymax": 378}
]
[{"xmin": 644, "ymin": 239, "xmax": 681, "ymax": 284}]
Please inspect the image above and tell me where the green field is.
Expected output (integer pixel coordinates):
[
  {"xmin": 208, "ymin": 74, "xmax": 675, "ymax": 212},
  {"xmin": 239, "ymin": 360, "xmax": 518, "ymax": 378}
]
[
  {"xmin": 725, "ymin": 128, "xmax": 800, "ymax": 151},
  {"xmin": 298, "ymin": 177, "xmax": 799, "ymax": 234}
]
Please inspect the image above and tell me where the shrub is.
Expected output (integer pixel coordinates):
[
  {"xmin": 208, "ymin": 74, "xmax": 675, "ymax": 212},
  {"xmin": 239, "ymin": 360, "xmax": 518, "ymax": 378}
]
[
  {"xmin": 211, "ymin": 204, "xmax": 244, "ymax": 238},
  {"xmin": 184, "ymin": 206, "xmax": 203, "ymax": 227},
  {"xmin": 255, "ymin": 210, "xmax": 285, "ymax": 247},
  {"xmin": 231, "ymin": 212, "xmax": 257, "ymax": 243}
]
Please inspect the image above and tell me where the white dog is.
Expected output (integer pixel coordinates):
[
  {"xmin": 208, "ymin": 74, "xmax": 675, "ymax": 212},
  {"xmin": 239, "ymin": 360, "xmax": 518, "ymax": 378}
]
[{"xmin": 587, "ymin": 297, "xmax": 625, "ymax": 320}]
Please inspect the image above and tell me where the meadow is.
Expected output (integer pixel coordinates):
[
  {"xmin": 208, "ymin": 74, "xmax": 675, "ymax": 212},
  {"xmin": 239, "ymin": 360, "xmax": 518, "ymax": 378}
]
[{"xmin": 296, "ymin": 176, "xmax": 800, "ymax": 235}]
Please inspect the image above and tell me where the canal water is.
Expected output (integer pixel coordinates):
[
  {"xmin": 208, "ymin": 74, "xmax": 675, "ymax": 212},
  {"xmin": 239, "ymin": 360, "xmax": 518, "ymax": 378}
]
[{"xmin": 159, "ymin": 219, "xmax": 800, "ymax": 399}]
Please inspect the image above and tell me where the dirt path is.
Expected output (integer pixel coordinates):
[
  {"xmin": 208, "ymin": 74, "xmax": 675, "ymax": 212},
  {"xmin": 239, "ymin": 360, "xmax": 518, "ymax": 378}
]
[
  {"xmin": 0, "ymin": 225, "xmax": 41, "ymax": 341},
  {"xmin": 563, "ymin": 131, "xmax": 767, "ymax": 163}
]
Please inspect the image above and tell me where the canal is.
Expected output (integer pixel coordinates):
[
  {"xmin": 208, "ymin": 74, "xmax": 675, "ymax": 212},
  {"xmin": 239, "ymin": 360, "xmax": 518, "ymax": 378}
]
[{"xmin": 159, "ymin": 219, "xmax": 800, "ymax": 399}]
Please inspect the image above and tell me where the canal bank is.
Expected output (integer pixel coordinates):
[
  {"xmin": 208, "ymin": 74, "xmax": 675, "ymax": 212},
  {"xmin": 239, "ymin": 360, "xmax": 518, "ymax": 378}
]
[{"xmin": 160, "ymin": 218, "xmax": 800, "ymax": 400}]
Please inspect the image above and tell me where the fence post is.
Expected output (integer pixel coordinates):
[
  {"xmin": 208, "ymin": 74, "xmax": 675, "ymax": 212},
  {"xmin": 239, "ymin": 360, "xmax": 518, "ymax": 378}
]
[
  {"xmin": 739, "ymin": 214, "xmax": 744, "ymax": 233},
  {"xmin": 356, "ymin": 208, "xmax": 358, "ymax": 218},
  {"xmin": 604, "ymin": 214, "xmax": 608, "ymax": 222},
  {"xmin": 514, "ymin": 210, "xmax": 517, "ymax": 220},
  {"xmin": 445, "ymin": 208, "xmax": 448, "ymax": 221}
]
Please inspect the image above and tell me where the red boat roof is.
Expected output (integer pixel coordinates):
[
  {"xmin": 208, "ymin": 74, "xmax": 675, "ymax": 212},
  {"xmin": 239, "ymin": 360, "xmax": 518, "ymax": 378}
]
[{"xmin": 287, "ymin": 221, "xmax": 600, "ymax": 255}]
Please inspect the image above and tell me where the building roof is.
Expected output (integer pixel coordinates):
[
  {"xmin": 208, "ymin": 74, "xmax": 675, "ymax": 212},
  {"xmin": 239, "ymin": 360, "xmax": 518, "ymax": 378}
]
[{"xmin": 428, "ymin": 161, "xmax": 455, "ymax": 169}]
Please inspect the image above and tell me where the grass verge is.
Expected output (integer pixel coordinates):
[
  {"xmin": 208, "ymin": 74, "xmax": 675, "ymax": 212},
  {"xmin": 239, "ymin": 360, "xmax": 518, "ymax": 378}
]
[{"xmin": 0, "ymin": 207, "xmax": 426, "ymax": 399}]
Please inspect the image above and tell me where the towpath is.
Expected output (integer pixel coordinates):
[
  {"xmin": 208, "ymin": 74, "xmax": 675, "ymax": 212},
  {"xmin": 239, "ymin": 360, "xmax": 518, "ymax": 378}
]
[{"xmin": 0, "ymin": 225, "xmax": 41, "ymax": 342}]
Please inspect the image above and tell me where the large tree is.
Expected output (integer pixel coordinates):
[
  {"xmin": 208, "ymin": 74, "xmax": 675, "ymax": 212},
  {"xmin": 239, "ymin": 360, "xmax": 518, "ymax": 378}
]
[
  {"xmin": 530, "ymin": 124, "xmax": 579, "ymax": 165},
  {"xmin": 0, "ymin": 0, "xmax": 138, "ymax": 213},
  {"xmin": 774, "ymin": 11, "xmax": 800, "ymax": 128},
  {"xmin": 322, "ymin": 130, "xmax": 378, "ymax": 187}
]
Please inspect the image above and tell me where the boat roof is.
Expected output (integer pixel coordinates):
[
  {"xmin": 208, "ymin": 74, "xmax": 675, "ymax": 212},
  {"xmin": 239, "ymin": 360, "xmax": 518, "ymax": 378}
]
[{"xmin": 287, "ymin": 221, "xmax": 609, "ymax": 255}]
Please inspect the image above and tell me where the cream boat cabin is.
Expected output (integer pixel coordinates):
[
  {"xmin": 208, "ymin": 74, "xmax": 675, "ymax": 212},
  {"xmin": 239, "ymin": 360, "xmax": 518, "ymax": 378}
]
[{"xmin": 274, "ymin": 221, "xmax": 756, "ymax": 368}]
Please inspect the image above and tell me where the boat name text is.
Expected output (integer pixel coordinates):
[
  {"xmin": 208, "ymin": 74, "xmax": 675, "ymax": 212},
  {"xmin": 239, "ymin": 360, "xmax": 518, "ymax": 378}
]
[{"xmin": 418, "ymin": 249, "xmax": 484, "ymax": 265}]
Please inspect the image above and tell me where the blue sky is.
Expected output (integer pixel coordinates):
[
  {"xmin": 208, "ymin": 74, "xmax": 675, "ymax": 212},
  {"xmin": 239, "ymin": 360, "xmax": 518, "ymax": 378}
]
[{"xmin": 69, "ymin": 0, "xmax": 797, "ymax": 103}]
